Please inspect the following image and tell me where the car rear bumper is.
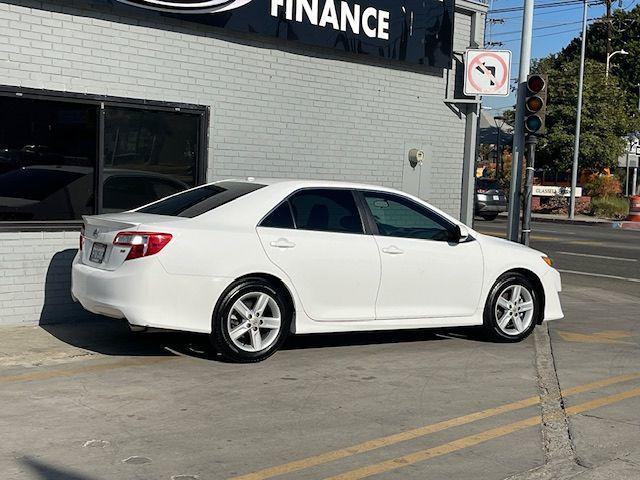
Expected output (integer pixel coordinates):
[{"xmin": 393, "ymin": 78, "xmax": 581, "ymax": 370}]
[
  {"xmin": 475, "ymin": 202, "xmax": 508, "ymax": 213},
  {"xmin": 71, "ymin": 252, "xmax": 230, "ymax": 333}
]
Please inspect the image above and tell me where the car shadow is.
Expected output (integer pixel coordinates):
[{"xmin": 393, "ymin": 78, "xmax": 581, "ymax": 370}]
[{"xmin": 39, "ymin": 250, "xmax": 488, "ymax": 362}]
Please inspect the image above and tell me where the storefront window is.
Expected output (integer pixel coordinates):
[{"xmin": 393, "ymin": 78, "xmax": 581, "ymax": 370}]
[
  {"xmin": 103, "ymin": 107, "xmax": 198, "ymax": 212},
  {"xmin": 0, "ymin": 90, "xmax": 206, "ymax": 224},
  {"xmin": 0, "ymin": 97, "xmax": 97, "ymax": 221}
]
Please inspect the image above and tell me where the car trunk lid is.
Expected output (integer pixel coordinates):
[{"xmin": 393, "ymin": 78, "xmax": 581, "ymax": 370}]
[{"xmin": 81, "ymin": 212, "xmax": 185, "ymax": 270}]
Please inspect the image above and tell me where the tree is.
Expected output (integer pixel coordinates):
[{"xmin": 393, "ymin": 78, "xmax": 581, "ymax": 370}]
[
  {"xmin": 535, "ymin": 58, "xmax": 638, "ymax": 172},
  {"xmin": 503, "ymin": 5, "xmax": 640, "ymax": 174}
]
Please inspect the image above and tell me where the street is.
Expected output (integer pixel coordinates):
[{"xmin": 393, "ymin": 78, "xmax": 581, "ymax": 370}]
[{"xmin": 1, "ymin": 219, "xmax": 639, "ymax": 480}]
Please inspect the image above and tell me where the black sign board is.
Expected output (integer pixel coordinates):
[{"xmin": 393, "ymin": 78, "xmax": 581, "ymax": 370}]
[{"xmin": 112, "ymin": 0, "xmax": 454, "ymax": 67}]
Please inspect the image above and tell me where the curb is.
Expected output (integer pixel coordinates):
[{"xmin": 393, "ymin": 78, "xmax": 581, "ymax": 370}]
[
  {"xmin": 497, "ymin": 214, "xmax": 613, "ymax": 226},
  {"xmin": 613, "ymin": 221, "xmax": 640, "ymax": 230}
]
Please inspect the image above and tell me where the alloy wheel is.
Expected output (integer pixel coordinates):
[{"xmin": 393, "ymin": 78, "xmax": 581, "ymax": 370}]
[
  {"xmin": 227, "ymin": 291, "xmax": 282, "ymax": 352},
  {"xmin": 494, "ymin": 284, "xmax": 535, "ymax": 336}
]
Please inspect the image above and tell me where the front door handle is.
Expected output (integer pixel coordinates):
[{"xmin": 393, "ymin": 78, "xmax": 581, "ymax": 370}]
[
  {"xmin": 381, "ymin": 245, "xmax": 404, "ymax": 255},
  {"xmin": 270, "ymin": 238, "xmax": 296, "ymax": 249}
]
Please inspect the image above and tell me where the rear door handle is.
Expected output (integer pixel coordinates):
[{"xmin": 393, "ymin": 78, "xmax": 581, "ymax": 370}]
[
  {"xmin": 381, "ymin": 245, "xmax": 404, "ymax": 255},
  {"xmin": 270, "ymin": 238, "xmax": 296, "ymax": 249}
]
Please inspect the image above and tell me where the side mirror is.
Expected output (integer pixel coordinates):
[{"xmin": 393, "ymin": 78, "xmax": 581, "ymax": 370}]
[{"xmin": 450, "ymin": 224, "xmax": 470, "ymax": 243}]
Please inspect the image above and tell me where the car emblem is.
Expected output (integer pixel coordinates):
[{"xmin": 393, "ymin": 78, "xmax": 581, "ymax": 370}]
[
  {"xmin": 115, "ymin": 0, "xmax": 253, "ymax": 14},
  {"xmin": 93, "ymin": 229, "xmax": 99, "ymax": 238}
]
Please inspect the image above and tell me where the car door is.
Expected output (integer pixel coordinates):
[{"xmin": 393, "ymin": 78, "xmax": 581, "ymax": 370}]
[
  {"xmin": 257, "ymin": 188, "xmax": 381, "ymax": 322},
  {"xmin": 360, "ymin": 190, "xmax": 484, "ymax": 320}
]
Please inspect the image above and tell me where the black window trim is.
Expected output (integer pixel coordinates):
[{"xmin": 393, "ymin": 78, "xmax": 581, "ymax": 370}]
[
  {"xmin": 258, "ymin": 187, "xmax": 372, "ymax": 235},
  {"xmin": 356, "ymin": 189, "xmax": 463, "ymax": 242},
  {"xmin": 0, "ymin": 84, "xmax": 209, "ymax": 232}
]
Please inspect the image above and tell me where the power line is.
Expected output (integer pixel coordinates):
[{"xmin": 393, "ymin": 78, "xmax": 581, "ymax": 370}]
[
  {"xmin": 490, "ymin": 0, "xmax": 604, "ymax": 14},
  {"xmin": 491, "ymin": 18, "xmax": 594, "ymax": 37},
  {"xmin": 497, "ymin": 27, "xmax": 584, "ymax": 43}
]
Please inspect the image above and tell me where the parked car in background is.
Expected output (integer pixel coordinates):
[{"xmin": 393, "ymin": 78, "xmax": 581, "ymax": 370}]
[
  {"xmin": 475, "ymin": 177, "xmax": 508, "ymax": 221},
  {"xmin": 0, "ymin": 165, "xmax": 189, "ymax": 221},
  {"xmin": 72, "ymin": 179, "xmax": 563, "ymax": 363}
]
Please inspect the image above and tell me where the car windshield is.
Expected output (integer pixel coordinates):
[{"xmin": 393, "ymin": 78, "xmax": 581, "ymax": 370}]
[{"xmin": 137, "ymin": 181, "xmax": 266, "ymax": 217}]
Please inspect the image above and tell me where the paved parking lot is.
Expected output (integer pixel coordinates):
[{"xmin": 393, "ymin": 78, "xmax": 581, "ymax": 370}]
[{"xmin": 1, "ymin": 219, "xmax": 639, "ymax": 480}]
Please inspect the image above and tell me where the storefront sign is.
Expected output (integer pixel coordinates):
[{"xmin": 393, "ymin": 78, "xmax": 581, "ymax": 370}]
[
  {"xmin": 112, "ymin": 0, "xmax": 454, "ymax": 67},
  {"xmin": 532, "ymin": 185, "xmax": 583, "ymax": 198}
]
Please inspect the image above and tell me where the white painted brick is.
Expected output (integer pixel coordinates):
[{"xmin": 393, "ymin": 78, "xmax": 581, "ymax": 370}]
[{"xmin": 0, "ymin": 1, "xmax": 481, "ymax": 326}]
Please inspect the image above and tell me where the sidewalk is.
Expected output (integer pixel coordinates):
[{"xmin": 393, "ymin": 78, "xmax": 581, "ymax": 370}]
[{"xmin": 498, "ymin": 212, "xmax": 640, "ymax": 228}]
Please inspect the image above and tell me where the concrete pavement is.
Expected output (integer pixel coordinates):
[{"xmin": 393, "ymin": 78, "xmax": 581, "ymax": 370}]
[{"xmin": 0, "ymin": 219, "xmax": 639, "ymax": 480}]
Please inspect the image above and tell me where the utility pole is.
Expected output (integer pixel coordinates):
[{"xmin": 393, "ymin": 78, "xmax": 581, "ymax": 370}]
[
  {"xmin": 507, "ymin": 0, "xmax": 534, "ymax": 241},
  {"xmin": 569, "ymin": 0, "xmax": 588, "ymax": 219},
  {"xmin": 606, "ymin": 0, "xmax": 613, "ymax": 59}
]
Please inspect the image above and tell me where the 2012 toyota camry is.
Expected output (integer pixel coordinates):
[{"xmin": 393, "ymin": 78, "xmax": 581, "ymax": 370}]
[{"xmin": 71, "ymin": 179, "xmax": 563, "ymax": 362}]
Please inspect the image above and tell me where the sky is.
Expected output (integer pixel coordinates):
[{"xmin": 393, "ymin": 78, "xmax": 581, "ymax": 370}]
[{"xmin": 481, "ymin": 0, "xmax": 640, "ymax": 114}]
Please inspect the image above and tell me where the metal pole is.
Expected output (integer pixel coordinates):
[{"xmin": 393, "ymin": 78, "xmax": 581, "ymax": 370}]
[
  {"xmin": 521, "ymin": 134, "xmax": 537, "ymax": 246},
  {"xmin": 507, "ymin": 0, "xmax": 535, "ymax": 241},
  {"xmin": 496, "ymin": 127, "xmax": 501, "ymax": 179},
  {"xmin": 605, "ymin": 53, "xmax": 611, "ymax": 79},
  {"xmin": 626, "ymin": 149, "xmax": 630, "ymax": 196},
  {"xmin": 633, "ymin": 166, "xmax": 638, "ymax": 196},
  {"xmin": 569, "ymin": 0, "xmax": 588, "ymax": 219}
]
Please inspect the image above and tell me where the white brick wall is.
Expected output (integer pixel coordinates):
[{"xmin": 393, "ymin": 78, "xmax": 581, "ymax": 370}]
[{"xmin": 0, "ymin": 0, "xmax": 482, "ymax": 326}]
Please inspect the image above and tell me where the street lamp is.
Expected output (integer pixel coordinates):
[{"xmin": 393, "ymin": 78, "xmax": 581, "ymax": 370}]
[
  {"xmin": 605, "ymin": 49, "xmax": 629, "ymax": 79},
  {"xmin": 494, "ymin": 115, "xmax": 506, "ymax": 180}
]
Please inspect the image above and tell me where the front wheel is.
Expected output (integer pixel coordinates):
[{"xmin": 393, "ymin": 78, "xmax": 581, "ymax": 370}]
[
  {"xmin": 212, "ymin": 279, "xmax": 292, "ymax": 363},
  {"xmin": 483, "ymin": 273, "xmax": 540, "ymax": 342},
  {"xmin": 480, "ymin": 213, "xmax": 499, "ymax": 221}
]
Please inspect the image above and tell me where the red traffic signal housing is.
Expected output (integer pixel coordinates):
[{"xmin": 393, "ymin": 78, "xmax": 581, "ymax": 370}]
[{"xmin": 524, "ymin": 74, "xmax": 547, "ymax": 134}]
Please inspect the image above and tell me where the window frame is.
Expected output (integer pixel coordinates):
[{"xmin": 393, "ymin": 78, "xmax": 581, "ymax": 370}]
[
  {"xmin": 0, "ymin": 84, "xmax": 209, "ymax": 232},
  {"xmin": 356, "ymin": 190, "xmax": 461, "ymax": 242},
  {"xmin": 258, "ymin": 187, "xmax": 372, "ymax": 235}
]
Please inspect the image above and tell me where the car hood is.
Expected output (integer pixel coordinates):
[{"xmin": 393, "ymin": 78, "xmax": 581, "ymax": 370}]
[{"xmin": 474, "ymin": 231, "xmax": 548, "ymax": 258}]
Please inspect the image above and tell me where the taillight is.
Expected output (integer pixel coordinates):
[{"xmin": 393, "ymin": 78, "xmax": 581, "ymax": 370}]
[
  {"xmin": 80, "ymin": 225, "xmax": 85, "ymax": 251},
  {"xmin": 113, "ymin": 232, "xmax": 173, "ymax": 261}
]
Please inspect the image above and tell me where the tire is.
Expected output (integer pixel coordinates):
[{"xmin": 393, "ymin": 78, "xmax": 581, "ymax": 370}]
[
  {"xmin": 481, "ymin": 213, "xmax": 499, "ymax": 221},
  {"xmin": 482, "ymin": 273, "xmax": 541, "ymax": 342},
  {"xmin": 212, "ymin": 278, "xmax": 292, "ymax": 363}
]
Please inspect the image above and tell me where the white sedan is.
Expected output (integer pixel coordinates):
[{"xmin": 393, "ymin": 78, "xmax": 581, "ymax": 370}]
[{"xmin": 72, "ymin": 179, "xmax": 563, "ymax": 362}]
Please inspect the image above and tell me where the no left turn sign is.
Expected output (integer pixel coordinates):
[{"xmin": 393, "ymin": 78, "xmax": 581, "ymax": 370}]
[{"xmin": 463, "ymin": 49, "xmax": 512, "ymax": 97}]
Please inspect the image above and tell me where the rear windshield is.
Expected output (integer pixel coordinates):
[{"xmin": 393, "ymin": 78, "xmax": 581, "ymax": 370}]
[
  {"xmin": 476, "ymin": 179, "xmax": 500, "ymax": 190},
  {"xmin": 137, "ymin": 181, "xmax": 265, "ymax": 218}
]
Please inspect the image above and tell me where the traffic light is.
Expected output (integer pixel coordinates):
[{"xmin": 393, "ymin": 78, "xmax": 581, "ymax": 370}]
[{"xmin": 524, "ymin": 74, "xmax": 547, "ymax": 135}]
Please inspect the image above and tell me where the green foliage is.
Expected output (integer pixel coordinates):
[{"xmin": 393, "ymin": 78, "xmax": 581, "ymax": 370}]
[
  {"xmin": 589, "ymin": 196, "xmax": 630, "ymax": 220},
  {"xmin": 525, "ymin": 6, "xmax": 640, "ymax": 173},
  {"xmin": 534, "ymin": 59, "xmax": 637, "ymax": 172},
  {"xmin": 583, "ymin": 175, "xmax": 622, "ymax": 197}
]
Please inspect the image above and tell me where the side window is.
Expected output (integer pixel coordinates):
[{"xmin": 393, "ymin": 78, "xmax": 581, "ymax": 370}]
[
  {"xmin": 261, "ymin": 202, "xmax": 295, "ymax": 229},
  {"xmin": 288, "ymin": 189, "xmax": 363, "ymax": 234},
  {"xmin": 363, "ymin": 192, "xmax": 454, "ymax": 241}
]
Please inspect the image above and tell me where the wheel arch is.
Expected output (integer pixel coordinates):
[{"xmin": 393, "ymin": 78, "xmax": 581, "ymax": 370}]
[
  {"xmin": 212, "ymin": 272, "xmax": 296, "ymax": 330},
  {"xmin": 500, "ymin": 268, "xmax": 546, "ymax": 324}
]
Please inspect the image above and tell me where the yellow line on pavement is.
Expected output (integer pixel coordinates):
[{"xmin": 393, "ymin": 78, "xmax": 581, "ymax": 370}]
[
  {"xmin": 0, "ymin": 356, "xmax": 175, "ymax": 384},
  {"xmin": 323, "ymin": 386, "xmax": 640, "ymax": 480},
  {"xmin": 229, "ymin": 372, "xmax": 640, "ymax": 480}
]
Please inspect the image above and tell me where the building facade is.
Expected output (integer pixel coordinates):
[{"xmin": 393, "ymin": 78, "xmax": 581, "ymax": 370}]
[{"xmin": 0, "ymin": 0, "xmax": 486, "ymax": 326}]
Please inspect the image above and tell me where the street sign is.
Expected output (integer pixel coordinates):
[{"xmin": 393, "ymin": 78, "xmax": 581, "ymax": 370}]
[
  {"xmin": 464, "ymin": 49, "xmax": 512, "ymax": 97},
  {"xmin": 532, "ymin": 185, "xmax": 583, "ymax": 197}
]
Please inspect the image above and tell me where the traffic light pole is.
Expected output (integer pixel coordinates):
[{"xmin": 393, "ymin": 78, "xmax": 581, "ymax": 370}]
[
  {"xmin": 521, "ymin": 134, "xmax": 537, "ymax": 246},
  {"xmin": 507, "ymin": 0, "xmax": 534, "ymax": 242}
]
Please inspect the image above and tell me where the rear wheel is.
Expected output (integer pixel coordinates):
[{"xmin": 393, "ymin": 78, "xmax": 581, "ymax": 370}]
[
  {"xmin": 212, "ymin": 278, "xmax": 292, "ymax": 363},
  {"xmin": 483, "ymin": 273, "xmax": 540, "ymax": 341}
]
